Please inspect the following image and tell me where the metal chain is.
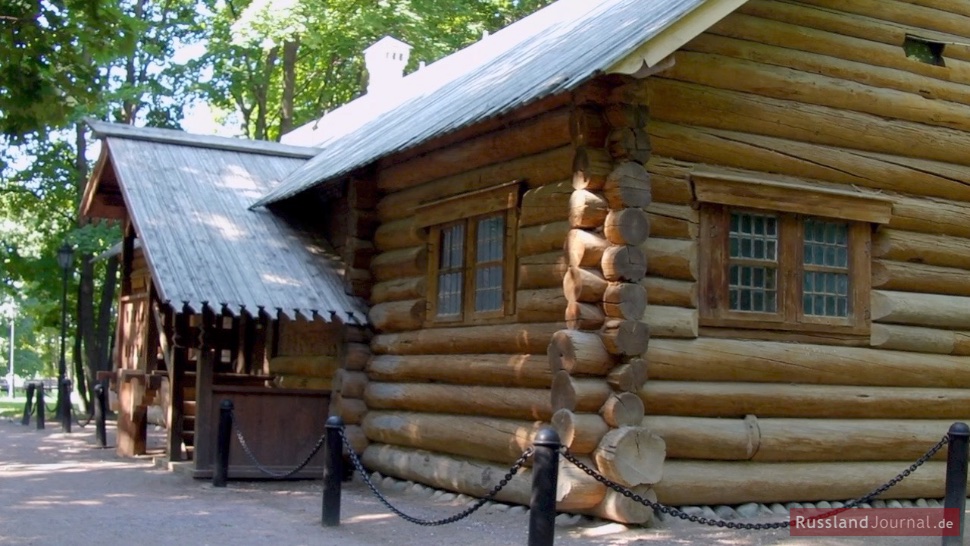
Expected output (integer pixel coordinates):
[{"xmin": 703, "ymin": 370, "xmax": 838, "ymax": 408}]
[
  {"xmin": 340, "ymin": 427, "xmax": 533, "ymax": 526},
  {"xmin": 233, "ymin": 413, "xmax": 328, "ymax": 479},
  {"xmin": 561, "ymin": 433, "xmax": 949, "ymax": 531},
  {"xmin": 71, "ymin": 406, "xmax": 93, "ymax": 428}
]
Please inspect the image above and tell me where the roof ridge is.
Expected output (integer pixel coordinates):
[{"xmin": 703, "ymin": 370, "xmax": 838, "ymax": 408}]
[{"xmin": 85, "ymin": 119, "xmax": 321, "ymax": 159}]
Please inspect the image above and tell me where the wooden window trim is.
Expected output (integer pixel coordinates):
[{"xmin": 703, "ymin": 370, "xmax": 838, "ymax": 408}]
[
  {"xmin": 694, "ymin": 170, "xmax": 887, "ymax": 337},
  {"xmin": 423, "ymin": 182, "xmax": 520, "ymax": 326},
  {"xmin": 699, "ymin": 206, "xmax": 871, "ymax": 336}
]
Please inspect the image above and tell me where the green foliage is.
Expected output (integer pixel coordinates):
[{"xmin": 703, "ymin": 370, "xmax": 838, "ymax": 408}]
[{"xmin": 0, "ymin": 0, "xmax": 134, "ymax": 139}]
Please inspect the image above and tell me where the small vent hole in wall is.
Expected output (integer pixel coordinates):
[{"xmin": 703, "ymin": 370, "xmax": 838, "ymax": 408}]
[{"xmin": 904, "ymin": 35, "xmax": 945, "ymax": 67}]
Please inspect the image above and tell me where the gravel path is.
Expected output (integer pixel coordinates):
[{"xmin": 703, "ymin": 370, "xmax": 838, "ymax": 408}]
[{"xmin": 0, "ymin": 419, "xmax": 952, "ymax": 545}]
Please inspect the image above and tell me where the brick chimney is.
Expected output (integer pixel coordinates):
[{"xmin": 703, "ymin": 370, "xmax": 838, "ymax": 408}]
[{"xmin": 363, "ymin": 36, "xmax": 412, "ymax": 94}]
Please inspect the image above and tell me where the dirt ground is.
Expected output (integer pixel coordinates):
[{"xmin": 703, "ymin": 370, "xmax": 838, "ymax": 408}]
[{"xmin": 0, "ymin": 418, "xmax": 960, "ymax": 546}]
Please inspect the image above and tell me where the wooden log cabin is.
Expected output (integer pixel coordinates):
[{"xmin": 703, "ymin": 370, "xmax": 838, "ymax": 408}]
[
  {"xmin": 252, "ymin": 0, "xmax": 970, "ymax": 522},
  {"xmin": 79, "ymin": 122, "xmax": 371, "ymax": 477}
]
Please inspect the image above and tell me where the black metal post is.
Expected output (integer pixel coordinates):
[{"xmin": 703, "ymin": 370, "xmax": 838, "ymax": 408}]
[
  {"xmin": 943, "ymin": 422, "xmax": 969, "ymax": 546},
  {"xmin": 61, "ymin": 378, "xmax": 72, "ymax": 433},
  {"xmin": 322, "ymin": 415, "xmax": 344, "ymax": 527},
  {"xmin": 35, "ymin": 383, "xmax": 45, "ymax": 430},
  {"xmin": 94, "ymin": 382, "xmax": 107, "ymax": 448},
  {"xmin": 528, "ymin": 427, "xmax": 560, "ymax": 546},
  {"xmin": 213, "ymin": 399, "xmax": 233, "ymax": 487},
  {"xmin": 21, "ymin": 381, "xmax": 35, "ymax": 425}
]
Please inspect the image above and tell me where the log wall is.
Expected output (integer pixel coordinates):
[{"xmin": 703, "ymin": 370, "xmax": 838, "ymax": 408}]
[{"xmin": 635, "ymin": 0, "xmax": 970, "ymax": 506}]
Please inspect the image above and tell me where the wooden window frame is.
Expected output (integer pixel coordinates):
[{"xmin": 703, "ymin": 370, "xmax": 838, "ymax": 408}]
[
  {"xmin": 416, "ymin": 182, "xmax": 520, "ymax": 326},
  {"xmin": 693, "ymin": 170, "xmax": 893, "ymax": 337}
]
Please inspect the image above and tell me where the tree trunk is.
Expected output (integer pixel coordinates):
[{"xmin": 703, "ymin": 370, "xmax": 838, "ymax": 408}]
[{"xmin": 278, "ymin": 39, "xmax": 299, "ymax": 138}]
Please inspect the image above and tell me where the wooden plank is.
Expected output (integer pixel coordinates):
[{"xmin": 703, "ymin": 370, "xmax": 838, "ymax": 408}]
[{"xmin": 192, "ymin": 350, "xmax": 215, "ymax": 474}]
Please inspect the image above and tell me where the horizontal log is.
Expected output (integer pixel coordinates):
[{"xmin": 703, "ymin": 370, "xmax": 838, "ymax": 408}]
[
  {"xmin": 607, "ymin": 127, "xmax": 651, "ymax": 164},
  {"xmin": 601, "ymin": 319, "xmax": 649, "ymax": 356},
  {"xmin": 643, "ymin": 415, "xmax": 758, "ymax": 461},
  {"xmin": 872, "ymin": 260, "xmax": 970, "ymax": 297},
  {"xmin": 516, "ymin": 288, "xmax": 567, "ymax": 323},
  {"xmin": 552, "ymin": 409, "xmax": 609, "ymax": 454},
  {"xmin": 374, "ymin": 217, "xmax": 425, "ymax": 252},
  {"xmin": 600, "ymin": 392, "xmax": 645, "ymax": 427},
  {"xmin": 706, "ymin": 10, "xmax": 970, "ymax": 99},
  {"xmin": 655, "ymin": 460, "xmax": 956, "ymax": 506},
  {"xmin": 643, "ymin": 416, "xmax": 953, "ymax": 462},
  {"xmin": 604, "ymin": 161, "xmax": 651, "ymax": 210},
  {"xmin": 604, "ymin": 208, "xmax": 650, "ymax": 246},
  {"xmin": 547, "ymin": 329, "xmax": 613, "ymax": 375},
  {"xmin": 271, "ymin": 375, "xmax": 331, "ymax": 390},
  {"xmin": 650, "ymin": 121, "xmax": 970, "ymax": 205},
  {"xmin": 361, "ymin": 444, "xmax": 606, "ymax": 513},
  {"xmin": 602, "ymin": 282, "xmax": 647, "ymax": 321},
  {"xmin": 333, "ymin": 370, "xmax": 368, "ymax": 399},
  {"xmin": 606, "ymin": 358, "xmax": 648, "ymax": 393},
  {"xmin": 362, "ymin": 444, "xmax": 531, "ymax": 507},
  {"xmin": 569, "ymin": 189, "xmax": 608, "ymax": 229},
  {"xmin": 367, "ymin": 354, "xmax": 553, "ymax": 388},
  {"xmin": 365, "ymin": 382, "xmax": 552, "ymax": 420},
  {"xmin": 368, "ymin": 299, "xmax": 426, "ymax": 332},
  {"xmin": 572, "ymin": 147, "xmax": 613, "ymax": 190},
  {"xmin": 378, "ymin": 107, "xmax": 571, "ymax": 192},
  {"xmin": 371, "ymin": 276, "xmax": 426, "ymax": 305},
  {"xmin": 519, "ymin": 179, "xmax": 572, "ymax": 228},
  {"xmin": 646, "ymin": 203, "xmax": 697, "ymax": 239},
  {"xmin": 650, "ymin": 78, "xmax": 970, "ymax": 169},
  {"xmin": 555, "ymin": 457, "xmax": 607, "ymax": 511},
  {"xmin": 870, "ymin": 323, "xmax": 970, "ymax": 356},
  {"xmin": 565, "ymin": 301, "xmax": 604, "ymax": 330},
  {"xmin": 371, "ymin": 246, "xmax": 427, "ymax": 282},
  {"xmin": 641, "ymin": 380, "xmax": 970, "ymax": 419},
  {"xmin": 641, "ymin": 277, "xmax": 697, "ymax": 308},
  {"xmin": 594, "ymin": 426, "xmax": 666, "ymax": 487},
  {"xmin": 601, "ymin": 245, "xmax": 647, "ymax": 282},
  {"xmin": 565, "ymin": 229, "xmax": 609, "ymax": 268},
  {"xmin": 645, "ymin": 156, "xmax": 694, "ymax": 204},
  {"xmin": 642, "ymin": 238, "xmax": 696, "ymax": 281},
  {"xmin": 578, "ymin": 486, "xmax": 656, "ymax": 525},
  {"xmin": 343, "ymin": 424, "xmax": 369, "ymax": 455},
  {"xmin": 332, "ymin": 396, "xmax": 367, "ymax": 425},
  {"xmin": 377, "ymin": 146, "xmax": 573, "ymax": 222},
  {"xmin": 551, "ymin": 370, "xmax": 612, "ymax": 413},
  {"xmin": 563, "ymin": 266, "xmax": 607, "ymax": 303},
  {"xmin": 642, "ymin": 305, "xmax": 698, "ymax": 339},
  {"xmin": 873, "ymin": 229, "xmax": 970, "ymax": 271},
  {"xmin": 363, "ymin": 411, "xmax": 541, "ymax": 465},
  {"xmin": 871, "ymin": 290, "xmax": 970, "ymax": 330},
  {"xmin": 344, "ymin": 342, "xmax": 370, "ymax": 371},
  {"xmin": 662, "ymin": 49, "xmax": 970, "ymax": 134},
  {"xmin": 373, "ymin": 322, "xmax": 563, "ymax": 355},
  {"xmin": 518, "ymin": 252, "xmax": 569, "ymax": 290},
  {"xmin": 518, "ymin": 221, "xmax": 570, "ymax": 257},
  {"xmin": 569, "ymin": 105, "xmax": 609, "ymax": 148},
  {"xmin": 267, "ymin": 356, "xmax": 339, "ymax": 377},
  {"xmin": 891, "ymin": 196, "xmax": 970, "ymax": 239},
  {"xmin": 646, "ymin": 338, "xmax": 970, "ymax": 387},
  {"xmin": 604, "ymin": 102, "xmax": 649, "ymax": 131}
]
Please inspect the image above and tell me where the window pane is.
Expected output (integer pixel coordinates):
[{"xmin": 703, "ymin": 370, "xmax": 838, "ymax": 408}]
[
  {"xmin": 728, "ymin": 211, "xmax": 778, "ymax": 314},
  {"xmin": 802, "ymin": 218, "xmax": 850, "ymax": 318},
  {"xmin": 729, "ymin": 265, "xmax": 777, "ymax": 313},
  {"xmin": 437, "ymin": 271, "xmax": 463, "ymax": 317},
  {"xmin": 473, "ymin": 215, "xmax": 505, "ymax": 313},
  {"xmin": 437, "ymin": 224, "xmax": 465, "ymax": 318}
]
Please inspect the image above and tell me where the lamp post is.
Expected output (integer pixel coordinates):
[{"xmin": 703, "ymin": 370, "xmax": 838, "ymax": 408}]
[{"xmin": 56, "ymin": 243, "xmax": 74, "ymax": 432}]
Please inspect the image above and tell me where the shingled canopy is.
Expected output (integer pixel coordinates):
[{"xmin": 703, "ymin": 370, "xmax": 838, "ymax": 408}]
[{"xmin": 80, "ymin": 120, "xmax": 369, "ymax": 324}]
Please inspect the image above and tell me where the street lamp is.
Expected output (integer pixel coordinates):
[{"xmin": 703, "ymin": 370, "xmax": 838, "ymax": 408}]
[{"xmin": 56, "ymin": 242, "xmax": 74, "ymax": 432}]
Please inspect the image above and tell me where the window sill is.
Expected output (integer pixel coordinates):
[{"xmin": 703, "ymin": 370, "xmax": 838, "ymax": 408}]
[
  {"xmin": 699, "ymin": 316, "xmax": 870, "ymax": 337},
  {"xmin": 698, "ymin": 326, "xmax": 871, "ymax": 347}
]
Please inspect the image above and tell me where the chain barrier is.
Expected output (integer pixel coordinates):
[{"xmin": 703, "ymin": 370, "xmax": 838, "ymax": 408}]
[
  {"xmin": 561, "ymin": 433, "xmax": 949, "ymax": 531},
  {"xmin": 72, "ymin": 406, "xmax": 93, "ymax": 428},
  {"xmin": 233, "ymin": 410, "xmax": 327, "ymax": 479},
  {"xmin": 339, "ymin": 427, "xmax": 533, "ymax": 526}
]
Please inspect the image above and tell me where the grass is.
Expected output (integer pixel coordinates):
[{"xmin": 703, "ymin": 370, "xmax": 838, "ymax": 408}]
[{"xmin": 0, "ymin": 397, "xmax": 27, "ymax": 419}]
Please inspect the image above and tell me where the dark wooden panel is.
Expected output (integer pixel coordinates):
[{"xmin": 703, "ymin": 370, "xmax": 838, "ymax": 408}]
[{"xmin": 194, "ymin": 386, "xmax": 331, "ymax": 479}]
